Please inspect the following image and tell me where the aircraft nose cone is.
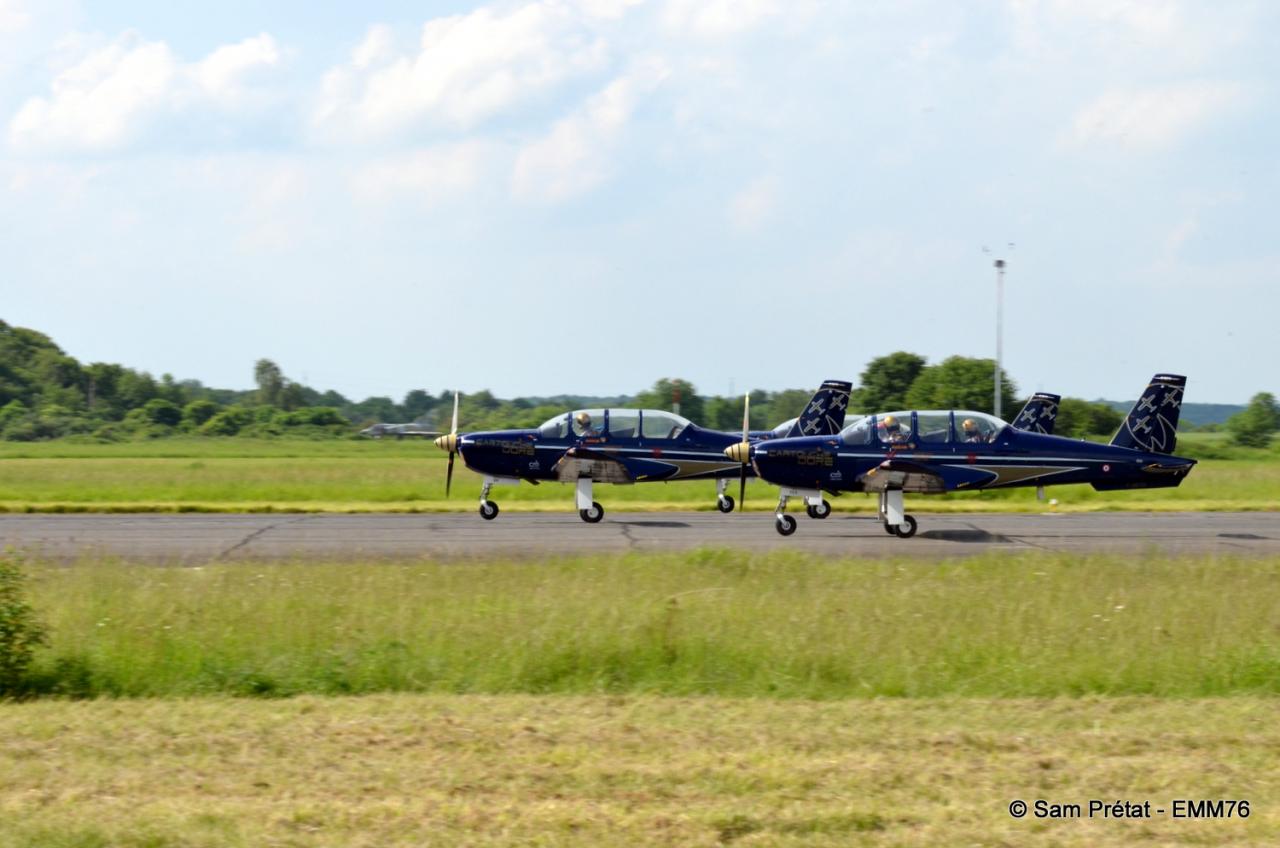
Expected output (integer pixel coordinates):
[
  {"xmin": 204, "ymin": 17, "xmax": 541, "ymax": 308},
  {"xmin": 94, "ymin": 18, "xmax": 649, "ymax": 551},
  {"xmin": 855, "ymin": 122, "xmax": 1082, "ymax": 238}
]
[
  {"xmin": 724, "ymin": 441, "xmax": 751, "ymax": 463},
  {"xmin": 435, "ymin": 434, "xmax": 457, "ymax": 452}
]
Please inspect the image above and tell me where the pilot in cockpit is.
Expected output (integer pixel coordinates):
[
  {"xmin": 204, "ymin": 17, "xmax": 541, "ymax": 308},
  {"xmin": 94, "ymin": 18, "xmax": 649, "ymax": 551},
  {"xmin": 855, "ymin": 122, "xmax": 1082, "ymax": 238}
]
[
  {"xmin": 574, "ymin": 411, "xmax": 600, "ymax": 437},
  {"xmin": 960, "ymin": 418, "xmax": 986, "ymax": 443},
  {"xmin": 881, "ymin": 415, "xmax": 908, "ymax": 444}
]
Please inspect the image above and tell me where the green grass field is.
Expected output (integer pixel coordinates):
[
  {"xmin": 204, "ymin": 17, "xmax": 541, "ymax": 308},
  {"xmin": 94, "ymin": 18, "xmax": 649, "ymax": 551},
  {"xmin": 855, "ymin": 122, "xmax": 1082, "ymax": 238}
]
[
  {"xmin": 5, "ymin": 548, "xmax": 1279, "ymax": 845},
  {"xmin": 16, "ymin": 551, "xmax": 1280, "ymax": 699},
  {"xmin": 0, "ymin": 436, "xmax": 1277, "ymax": 512},
  {"xmin": 2, "ymin": 694, "xmax": 1275, "ymax": 846}
]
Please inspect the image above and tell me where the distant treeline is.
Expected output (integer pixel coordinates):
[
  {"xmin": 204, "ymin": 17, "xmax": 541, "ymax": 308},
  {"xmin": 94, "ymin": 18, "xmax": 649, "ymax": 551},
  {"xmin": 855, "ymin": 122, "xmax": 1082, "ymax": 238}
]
[{"xmin": 1, "ymin": 320, "xmax": 1267, "ymax": 444}]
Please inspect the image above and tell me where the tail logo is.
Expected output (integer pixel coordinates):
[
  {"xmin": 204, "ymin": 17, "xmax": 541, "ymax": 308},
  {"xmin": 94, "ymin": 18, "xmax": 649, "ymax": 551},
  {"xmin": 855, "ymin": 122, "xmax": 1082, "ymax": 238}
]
[{"xmin": 1125, "ymin": 386, "xmax": 1182, "ymax": 453}]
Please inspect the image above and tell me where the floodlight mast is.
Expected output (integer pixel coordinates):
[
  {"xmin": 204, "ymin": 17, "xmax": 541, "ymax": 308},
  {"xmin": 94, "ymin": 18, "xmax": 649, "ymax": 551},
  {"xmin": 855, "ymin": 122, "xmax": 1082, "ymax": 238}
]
[{"xmin": 994, "ymin": 258, "xmax": 1006, "ymax": 420}]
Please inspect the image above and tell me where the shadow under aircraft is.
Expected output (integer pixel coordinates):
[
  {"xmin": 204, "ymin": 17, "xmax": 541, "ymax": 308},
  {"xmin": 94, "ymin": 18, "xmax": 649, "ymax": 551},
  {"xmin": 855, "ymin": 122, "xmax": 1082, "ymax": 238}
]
[{"xmin": 727, "ymin": 375, "xmax": 1193, "ymax": 537}]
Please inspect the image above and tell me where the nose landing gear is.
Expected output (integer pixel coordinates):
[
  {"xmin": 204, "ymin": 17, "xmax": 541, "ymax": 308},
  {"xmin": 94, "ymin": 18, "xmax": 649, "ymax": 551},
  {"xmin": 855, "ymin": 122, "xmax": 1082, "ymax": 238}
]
[{"xmin": 716, "ymin": 477, "xmax": 736, "ymax": 513}]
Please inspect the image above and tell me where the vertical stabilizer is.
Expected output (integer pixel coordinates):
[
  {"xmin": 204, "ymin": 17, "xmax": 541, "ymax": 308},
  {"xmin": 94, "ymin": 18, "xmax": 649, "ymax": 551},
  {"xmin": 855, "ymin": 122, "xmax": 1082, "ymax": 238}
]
[
  {"xmin": 788, "ymin": 380, "xmax": 853, "ymax": 437},
  {"xmin": 1110, "ymin": 374, "xmax": 1186, "ymax": 454},
  {"xmin": 1012, "ymin": 392, "xmax": 1061, "ymax": 435}
]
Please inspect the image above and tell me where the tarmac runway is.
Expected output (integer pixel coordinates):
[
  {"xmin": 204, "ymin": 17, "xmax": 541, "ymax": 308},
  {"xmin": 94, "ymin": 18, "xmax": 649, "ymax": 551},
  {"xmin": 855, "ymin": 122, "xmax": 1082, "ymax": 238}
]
[{"xmin": 1, "ymin": 511, "xmax": 1276, "ymax": 562}]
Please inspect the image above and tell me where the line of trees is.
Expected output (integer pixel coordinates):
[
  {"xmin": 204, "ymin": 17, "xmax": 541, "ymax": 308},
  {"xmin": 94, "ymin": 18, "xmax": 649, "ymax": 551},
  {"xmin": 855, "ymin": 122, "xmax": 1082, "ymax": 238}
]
[{"xmin": 3, "ymin": 320, "xmax": 1266, "ymax": 446}]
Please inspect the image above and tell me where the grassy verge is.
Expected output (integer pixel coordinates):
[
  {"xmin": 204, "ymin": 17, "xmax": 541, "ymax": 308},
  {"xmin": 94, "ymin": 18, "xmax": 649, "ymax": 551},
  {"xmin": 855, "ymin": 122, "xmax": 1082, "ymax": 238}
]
[
  {"xmin": 16, "ymin": 551, "xmax": 1280, "ymax": 699},
  {"xmin": 1, "ymin": 694, "xmax": 1276, "ymax": 846},
  {"xmin": 1, "ymin": 449, "xmax": 1277, "ymax": 512}
]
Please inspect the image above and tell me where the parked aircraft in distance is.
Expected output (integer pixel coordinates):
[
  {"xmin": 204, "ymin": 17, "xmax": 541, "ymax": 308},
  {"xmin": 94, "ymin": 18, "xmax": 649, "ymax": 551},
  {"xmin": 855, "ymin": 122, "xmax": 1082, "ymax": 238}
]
[
  {"xmin": 432, "ymin": 381, "xmax": 853, "ymax": 522},
  {"xmin": 731, "ymin": 375, "xmax": 1193, "ymax": 537}
]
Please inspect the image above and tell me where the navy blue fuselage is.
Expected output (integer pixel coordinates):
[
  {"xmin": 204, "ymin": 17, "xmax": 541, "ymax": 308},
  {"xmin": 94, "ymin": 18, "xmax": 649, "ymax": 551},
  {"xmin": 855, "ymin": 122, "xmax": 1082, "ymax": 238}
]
[
  {"xmin": 750, "ymin": 411, "xmax": 1196, "ymax": 496},
  {"xmin": 459, "ymin": 415, "xmax": 762, "ymax": 484}
]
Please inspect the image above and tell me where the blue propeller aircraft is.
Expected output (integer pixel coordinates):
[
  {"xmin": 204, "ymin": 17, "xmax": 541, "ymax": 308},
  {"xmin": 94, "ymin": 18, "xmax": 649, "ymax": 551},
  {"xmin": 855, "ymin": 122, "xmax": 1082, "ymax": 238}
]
[
  {"xmin": 727, "ymin": 375, "xmax": 1193, "ymax": 537},
  {"xmin": 433, "ymin": 380, "xmax": 853, "ymax": 522},
  {"xmin": 722, "ymin": 390, "xmax": 1062, "ymax": 517}
]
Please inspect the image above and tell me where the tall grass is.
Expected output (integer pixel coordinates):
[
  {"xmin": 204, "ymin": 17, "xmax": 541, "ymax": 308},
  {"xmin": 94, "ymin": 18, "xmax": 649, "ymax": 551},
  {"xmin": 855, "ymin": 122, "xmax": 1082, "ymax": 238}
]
[{"xmin": 21, "ymin": 551, "xmax": 1280, "ymax": 699}]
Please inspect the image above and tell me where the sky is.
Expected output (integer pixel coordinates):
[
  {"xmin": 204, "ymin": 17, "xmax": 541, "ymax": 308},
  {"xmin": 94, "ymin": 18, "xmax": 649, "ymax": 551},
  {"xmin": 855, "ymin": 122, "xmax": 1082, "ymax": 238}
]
[{"xmin": 2, "ymin": 0, "xmax": 1277, "ymax": 405}]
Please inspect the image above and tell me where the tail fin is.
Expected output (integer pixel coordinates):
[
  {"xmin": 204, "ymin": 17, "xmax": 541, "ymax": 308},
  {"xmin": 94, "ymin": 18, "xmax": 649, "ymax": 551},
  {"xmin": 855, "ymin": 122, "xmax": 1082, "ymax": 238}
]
[
  {"xmin": 788, "ymin": 380, "xmax": 853, "ymax": 437},
  {"xmin": 1110, "ymin": 374, "xmax": 1186, "ymax": 454},
  {"xmin": 1011, "ymin": 392, "xmax": 1060, "ymax": 435}
]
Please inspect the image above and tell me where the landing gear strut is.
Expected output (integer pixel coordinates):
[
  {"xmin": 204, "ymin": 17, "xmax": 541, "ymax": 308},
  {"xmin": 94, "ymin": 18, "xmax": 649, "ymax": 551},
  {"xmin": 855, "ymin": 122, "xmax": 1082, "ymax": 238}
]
[
  {"xmin": 772, "ymin": 488, "xmax": 827, "ymax": 536},
  {"xmin": 878, "ymin": 489, "xmax": 917, "ymax": 538},
  {"xmin": 716, "ymin": 477, "xmax": 735, "ymax": 513},
  {"xmin": 576, "ymin": 477, "xmax": 605, "ymax": 523},
  {"xmin": 805, "ymin": 499, "xmax": 831, "ymax": 520},
  {"xmin": 479, "ymin": 478, "xmax": 499, "ymax": 520}
]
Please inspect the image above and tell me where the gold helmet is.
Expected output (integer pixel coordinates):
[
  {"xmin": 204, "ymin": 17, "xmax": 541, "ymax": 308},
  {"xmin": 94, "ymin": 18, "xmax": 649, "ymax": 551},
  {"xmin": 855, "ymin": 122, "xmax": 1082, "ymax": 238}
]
[
  {"xmin": 575, "ymin": 411, "xmax": 592, "ymax": 427},
  {"xmin": 962, "ymin": 418, "xmax": 977, "ymax": 431},
  {"xmin": 882, "ymin": 414, "xmax": 898, "ymax": 429}
]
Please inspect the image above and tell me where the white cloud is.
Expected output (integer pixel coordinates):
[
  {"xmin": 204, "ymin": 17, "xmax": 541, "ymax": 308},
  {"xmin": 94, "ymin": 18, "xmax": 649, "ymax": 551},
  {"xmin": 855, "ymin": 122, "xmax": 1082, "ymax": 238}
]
[
  {"xmin": 727, "ymin": 175, "xmax": 778, "ymax": 232},
  {"xmin": 8, "ymin": 32, "xmax": 283, "ymax": 152},
  {"xmin": 0, "ymin": 0, "xmax": 30, "ymax": 33},
  {"xmin": 315, "ymin": 3, "xmax": 615, "ymax": 139},
  {"xmin": 1065, "ymin": 81, "xmax": 1246, "ymax": 150},
  {"xmin": 352, "ymin": 142, "xmax": 492, "ymax": 204},
  {"xmin": 511, "ymin": 60, "xmax": 666, "ymax": 202},
  {"xmin": 662, "ymin": 0, "xmax": 783, "ymax": 36},
  {"xmin": 194, "ymin": 33, "xmax": 282, "ymax": 105}
]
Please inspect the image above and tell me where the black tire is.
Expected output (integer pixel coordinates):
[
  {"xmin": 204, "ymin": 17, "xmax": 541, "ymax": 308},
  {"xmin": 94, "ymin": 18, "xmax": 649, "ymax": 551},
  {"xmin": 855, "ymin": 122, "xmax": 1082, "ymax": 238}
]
[
  {"xmin": 580, "ymin": 502, "xmax": 605, "ymax": 523},
  {"xmin": 806, "ymin": 499, "xmax": 831, "ymax": 519},
  {"xmin": 479, "ymin": 501, "xmax": 499, "ymax": 520},
  {"xmin": 717, "ymin": 496, "xmax": 735, "ymax": 514},
  {"xmin": 775, "ymin": 514, "xmax": 797, "ymax": 536},
  {"xmin": 893, "ymin": 514, "xmax": 918, "ymax": 539},
  {"xmin": 883, "ymin": 521, "xmax": 896, "ymax": 535}
]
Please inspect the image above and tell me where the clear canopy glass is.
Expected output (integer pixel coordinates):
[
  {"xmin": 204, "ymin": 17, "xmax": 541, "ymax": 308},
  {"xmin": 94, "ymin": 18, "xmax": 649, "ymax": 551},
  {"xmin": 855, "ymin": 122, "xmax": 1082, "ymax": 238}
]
[
  {"xmin": 838, "ymin": 411, "xmax": 1008, "ymax": 446},
  {"xmin": 640, "ymin": 410, "xmax": 691, "ymax": 439},
  {"xmin": 769, "ymin": 417, "xmax": 798, "ymax": 438}
]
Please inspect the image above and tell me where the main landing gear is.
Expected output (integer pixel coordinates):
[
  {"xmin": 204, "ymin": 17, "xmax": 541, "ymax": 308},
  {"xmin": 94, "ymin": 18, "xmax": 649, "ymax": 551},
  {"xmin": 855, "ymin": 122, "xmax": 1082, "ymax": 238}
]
[
  {"xmin": 772, "ymin": 488, "xmax": 832, "ymax": 536},
  {"xmin": 878, "ymin": 489, "xmax": 917, "ymax": 539},
  {"xmin": 716, "ymin": 477, "xmax": 735, "ymax": 513},
  {"xmin": 576, "ymin": 476, "xmax": 605, "ymax": 524}
]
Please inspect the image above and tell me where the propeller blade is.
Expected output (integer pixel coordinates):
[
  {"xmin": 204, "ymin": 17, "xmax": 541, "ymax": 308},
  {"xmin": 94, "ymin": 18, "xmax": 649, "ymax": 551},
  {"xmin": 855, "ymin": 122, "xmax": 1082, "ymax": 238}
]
[
  {"xmin": 443, "ymin": 391, "xmax": 459, "ymax": 498},
  {"xmin": 739, "ymin": 393, "xmax": 749, "ymax": 511}
]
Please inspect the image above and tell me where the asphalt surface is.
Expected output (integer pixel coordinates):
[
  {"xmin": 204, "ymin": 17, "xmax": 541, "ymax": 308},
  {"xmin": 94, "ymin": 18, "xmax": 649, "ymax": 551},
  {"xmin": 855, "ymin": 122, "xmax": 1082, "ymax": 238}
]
[{"xmin": 1, "ymin": 511, "xmax": 1276, "ymax": 561}]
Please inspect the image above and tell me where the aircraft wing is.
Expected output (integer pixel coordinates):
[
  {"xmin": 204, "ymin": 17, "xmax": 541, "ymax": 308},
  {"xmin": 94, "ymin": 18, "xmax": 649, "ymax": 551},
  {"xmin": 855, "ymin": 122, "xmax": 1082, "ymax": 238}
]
[
  {"xmin": 858, "ymin": 458, "xmax": 949, "ymax": 493},
  {"xmin": 555, "ymin": 445, "xmax": 737, "ymax": 483},
  {"xmin": 860, "ymin": 455, "xmax": 1086, "ymax": 493}
]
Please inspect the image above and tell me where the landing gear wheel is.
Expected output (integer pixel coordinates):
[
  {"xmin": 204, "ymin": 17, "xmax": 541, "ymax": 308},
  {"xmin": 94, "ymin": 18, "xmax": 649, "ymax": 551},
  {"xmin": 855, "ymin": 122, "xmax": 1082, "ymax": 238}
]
[
  {"xmin": 775, "ymin": 514, "xmax": 797, "ymax": 536},
  {"xmin": 892, "ymin": 514, "xmax": 918, "ymax": 539},
  {"xmin": 579, "ymin": 502, "xmax": 605, "ymax": 523},
  {"xmin": 717, "ymin": 496, "xmax": 735, "ymax": 514},
  {"xmin": 479, "ymin": 501, "xmax": 499, "ymax": 520},
  {"xmin": 805, "ymin": 500, "xmax": 831, "ymax": 519},
  {"xmin": 883, "ymin": 521, "xmax": 896, "ymax": 535}
]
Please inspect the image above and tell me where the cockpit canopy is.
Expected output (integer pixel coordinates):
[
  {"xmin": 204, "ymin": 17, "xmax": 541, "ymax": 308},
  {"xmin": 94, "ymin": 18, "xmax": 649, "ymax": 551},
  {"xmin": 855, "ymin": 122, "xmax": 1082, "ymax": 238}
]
[
  {"xmin": 840, "ymin": 411, "xmax": 1009, "ymax": 446},
  {"xmin": 537, "ymin": 409, "xmax": 692, "ymax": 440}
]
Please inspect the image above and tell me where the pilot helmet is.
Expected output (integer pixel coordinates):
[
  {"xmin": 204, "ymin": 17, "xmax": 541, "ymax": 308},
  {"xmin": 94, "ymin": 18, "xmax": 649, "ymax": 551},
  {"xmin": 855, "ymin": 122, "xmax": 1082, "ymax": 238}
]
[
  {"xmin": 575, "ymin": 411, "xmax": 592, "ymax": 428},
  {"xmin": 882, "ymin": 414, "xmax": 899, "ymax": 432},
  {"xmin": 961, "ymin": 418, "xmax": 977, "ymax": 433}
]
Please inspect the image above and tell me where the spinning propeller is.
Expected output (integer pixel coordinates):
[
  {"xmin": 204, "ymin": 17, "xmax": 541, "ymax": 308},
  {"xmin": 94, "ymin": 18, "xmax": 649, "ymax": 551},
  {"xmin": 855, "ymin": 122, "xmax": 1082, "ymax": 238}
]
[{"xmin": 432, "ymin": 391, "xmax": 460, "ymax": 497}]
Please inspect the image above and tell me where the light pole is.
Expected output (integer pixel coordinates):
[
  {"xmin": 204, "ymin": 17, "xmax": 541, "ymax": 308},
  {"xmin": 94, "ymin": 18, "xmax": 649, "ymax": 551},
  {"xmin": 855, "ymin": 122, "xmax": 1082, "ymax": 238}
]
[{"xmin": 994, "ymin": 259, "xmax": 1005, "ymax": 420}]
